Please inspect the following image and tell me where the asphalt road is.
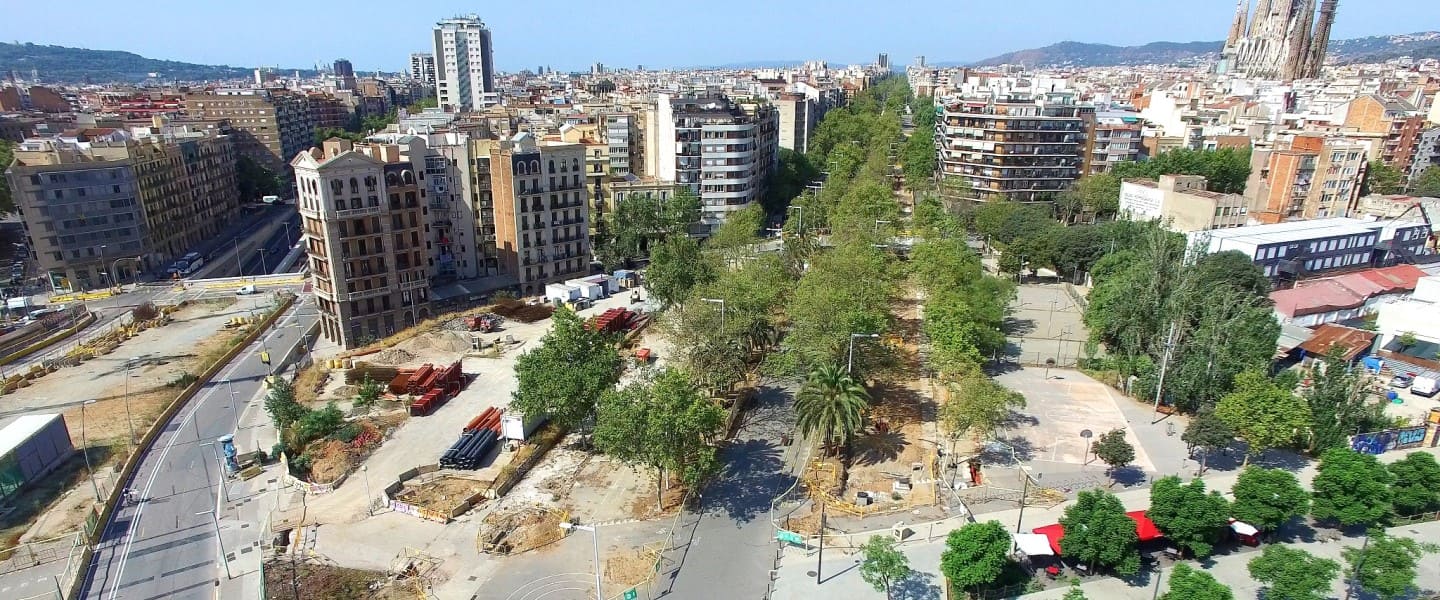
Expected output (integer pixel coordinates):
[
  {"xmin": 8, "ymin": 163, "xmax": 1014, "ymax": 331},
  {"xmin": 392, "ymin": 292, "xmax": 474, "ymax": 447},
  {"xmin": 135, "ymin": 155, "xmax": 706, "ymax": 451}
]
[
  {"xmin": 238, "ymin": 213, "xmax": 300, "ymax": 277},
  {"xmin": 78, "ymin": 298, "xmax": 318, "ymax": 600},
  {"xmin": 660, "ymin": 384, "xmax": 804, "ymax": 600}
]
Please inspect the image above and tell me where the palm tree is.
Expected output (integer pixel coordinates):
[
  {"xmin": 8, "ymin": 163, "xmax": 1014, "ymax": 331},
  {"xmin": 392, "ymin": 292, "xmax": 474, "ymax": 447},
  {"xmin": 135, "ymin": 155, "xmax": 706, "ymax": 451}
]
[{"xmin": 796, "ymin": 364, "xmax": 870, "ymax": 455}]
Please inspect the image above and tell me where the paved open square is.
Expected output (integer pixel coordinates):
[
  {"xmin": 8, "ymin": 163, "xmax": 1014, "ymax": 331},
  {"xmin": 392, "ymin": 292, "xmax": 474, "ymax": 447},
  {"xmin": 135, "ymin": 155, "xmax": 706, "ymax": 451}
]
[{"xmin": 994, "ymin": 368, "xmax": 1159, "ymax": 474}]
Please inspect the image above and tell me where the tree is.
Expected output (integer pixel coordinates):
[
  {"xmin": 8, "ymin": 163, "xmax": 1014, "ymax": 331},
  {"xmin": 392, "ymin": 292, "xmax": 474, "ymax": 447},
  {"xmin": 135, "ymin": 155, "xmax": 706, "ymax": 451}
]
[
  {"xmin": 264, "ymin": 378, "xmax": 307, "ymax": 430},
  {"xmin": 511, "ymin": 308, "xmax": 623, "ymax": 431},
  {"xmin": 1091, "ymin": 428, "xmax": 1135, "ymax": 475},
  {"xmin": 939, "ymin": 365, "xmax": 1025, "ymax": 442},
  {"xmin": 1159, "ymin": 563, "xmax": 1233, "ymax": 600},
  {"xmin": 0, "ymin": 139, "xmax": 14, "ymax": 213},
  {"xmin": 795, "ymin": 364, "xmax": 870, "ymax": 454},
  {"xmin": 859, "ymin": 535, "xmax": 911, "ymax": 599},
  {"xmin": 1364, "ymin": 160, "xmax": 1405, "ymax": 195},
  {"xmin": 1147, "ymin": 476, "xmax": 1230, "ymax": 558},
  {"xmin": 1387, "ymin": 452, "xmax": 1440, "ymax": 516},
  {"xmin": 645, "ymin": 235, "xmax": 715, "ymax": 308},
  {"xmin": 1248, "ymin": 545, "xmax": 1340, "ymax": 600},
  {"xmin": 1058, "ymin": 489, "xmax": 1140, "ymax": 575},
  {"xmin": 1230, "ymin": 466, "xmax": 1310, "ymax": 533},
  {"xmin": 1304, "ymin": 347, "xmax": 1379, "ymax": 452},
  {"xmin": 1215, "ymin": 370, "xmax": 1310, "ymax": 460},
  {"xmin": 1413, "ymin": 165, "xmax": 1440, "ymax": 198},
  {"xmin": 406, "ymin": 96, "xmax": 438, "ymax": 112},
  {"xmin": 594, "ymin": 187, "xmax": 701, "ymax": 269},
  {"xmin": 1110, "ymin": 147, "xmax": 1252, "ymax": 194},
  {"xmin": 353, "ymin": 375, "xmax": 382, "ymax": 411},
  {"xmin": 1310, "ymin": 447, "xmax": 1394, "ymax": 528},
  {"xmin": 1396, "ymin": 330, "xmax": 1418, "ymax": 352},
  {"xmin": 293, "ymin": 402, "xmax": 344, "ymax": 447},
  {"xmin": 594, "ymin": 368, "xmax": 725, "ymax": 508},
  {"xmin": 1181, "ymin": 408, "xmax": 1234, "ymax": 474},
  {"xmin": 236, "ymin": 155, "xmax": 284, "ymax": 201},
  {"xmin": 939, "ymin": 521, "xmax": 1012, "ymax": 597},
  {"xmin": 1343, "ymin": 531, "xmax": 1439, "ymax": 600}
]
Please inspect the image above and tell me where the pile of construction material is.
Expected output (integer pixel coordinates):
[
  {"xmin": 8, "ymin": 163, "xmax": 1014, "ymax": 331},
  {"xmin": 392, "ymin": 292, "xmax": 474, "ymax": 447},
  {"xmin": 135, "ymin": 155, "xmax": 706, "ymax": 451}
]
[
  {"xmin": 492, "ymin": 300, "xmax": 555, "ymax": 323},
  {"xmin": 389, "ymin": 360, "xmax": 466, "ymax": 416},
  {"xmin": 441, "ymin": 407, "xmax": 502, "ymax": 469}
]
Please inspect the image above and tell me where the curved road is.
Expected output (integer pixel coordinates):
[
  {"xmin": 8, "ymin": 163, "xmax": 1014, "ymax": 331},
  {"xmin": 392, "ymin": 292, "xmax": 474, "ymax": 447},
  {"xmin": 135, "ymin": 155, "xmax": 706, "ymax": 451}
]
[{"xmin": 80, "ymin": 298, "xmax": 317, "ymax": 600}]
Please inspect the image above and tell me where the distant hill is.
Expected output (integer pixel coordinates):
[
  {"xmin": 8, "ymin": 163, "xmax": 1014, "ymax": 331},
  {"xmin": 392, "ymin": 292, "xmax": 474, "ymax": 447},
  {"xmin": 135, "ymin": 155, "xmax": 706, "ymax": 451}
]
[
  {"xmin": 965, "ymin": 31, "xmax": 1440, "ymax": 68},
  {"xmin": 0, "ymin": 42, "xmax": 314, "ymax": 83}
]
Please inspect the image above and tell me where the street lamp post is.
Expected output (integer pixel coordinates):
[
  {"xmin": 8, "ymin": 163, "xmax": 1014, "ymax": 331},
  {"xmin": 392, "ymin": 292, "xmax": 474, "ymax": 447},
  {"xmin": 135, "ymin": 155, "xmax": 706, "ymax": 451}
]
[
  {"xmin": 848, "ymin": 333, "xmax": 880, "ymax": 374},
  {"xmin": 874, "ymin": 219, "xmax": 892, "ymax": 233},
  {"xmin": 787, "ymin": 205, "xmax": 804, "ymax": 235},
  {"xmin": 1047, "ymin": 299, "xmax": 1058, "ymax": 337},
  {"xmin": 197, "ymin": 509, "xmax": 233, "ymax": 579},
  {"xmin": 361, "ymin": 465, "xmax": 374, "ymax": 516},
  {"xmin": 559, "ymin": 522, "xmax": 602, "ymax": 600},
  {"xmin": 122, "ymin": 358, "xmax": 136, "ymax": 449},
  {"xmin": 225, "ymin": 378, "xmax": 240, "ymax": 432},
  {"xmin": 232, "ymin": 238, "xmax": 243, "ymax": 277},
  {"xmin": 79, "ymin": 400, "xmax": 101, "ymax": 502},
  {"xmin": 98, "ymin": 245, "xmax": 108, "ymax": 291},
  {"xmin": 700, "ymin": 298, "xmax": 726, "ymax": 329},
  {"xmin": 257, "ymin": 249, "xmax": 269, "ymax": 276}
]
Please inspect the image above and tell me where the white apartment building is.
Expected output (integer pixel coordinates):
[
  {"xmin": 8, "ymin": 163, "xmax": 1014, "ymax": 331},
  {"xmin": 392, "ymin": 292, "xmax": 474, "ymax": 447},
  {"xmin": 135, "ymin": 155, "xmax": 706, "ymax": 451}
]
[
  {"xmin": 654, "ymin": 94, "xmax": 779, "ymax": 233},
  {"xmin": 433, "ymin": 15, "xmax": 496, "ymax": 111},
  {"xmin": 409, "ymin": 53, "xmax": 436, "ymax": 86}
]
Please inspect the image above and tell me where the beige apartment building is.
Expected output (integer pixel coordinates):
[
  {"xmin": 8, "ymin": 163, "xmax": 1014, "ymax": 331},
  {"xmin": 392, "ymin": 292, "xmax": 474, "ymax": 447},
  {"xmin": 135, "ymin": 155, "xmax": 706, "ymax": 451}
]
[
  {"xmin": 1119, "ymin": 175, "xmax": 1251, "ymax": 233},
  {"xmin": 1247, "ymin": 135, "xmax": 1370, "ymax": 223},
  {"xmin": 186, "ymin": 88, "xmax": 314, "ymax": 175},
  {"xmin": 293, "ymin": 139, "xmax": 430, "ymax": 348},
  {"xmin": 485, "ymin": 133, "xmax": 589, "ymax": 296},
  {"xmin": 5, "ymin": 132, "xmax": 241, "ymax": 290}
]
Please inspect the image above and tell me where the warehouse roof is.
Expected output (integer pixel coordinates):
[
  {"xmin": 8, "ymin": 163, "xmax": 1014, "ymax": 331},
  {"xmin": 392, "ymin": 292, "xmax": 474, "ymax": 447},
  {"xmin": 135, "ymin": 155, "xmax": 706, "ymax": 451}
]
[
  {"xmin": 1205, "ymin": 218, "xmax": 1379, "ymax": 247},
  {"xmin": 0, "ymin": 414, "xmax": 61, "ymax": 459},
  {"xmin": 1272, "ymin": 264, "xmax": 1426, "ymax": 318}
]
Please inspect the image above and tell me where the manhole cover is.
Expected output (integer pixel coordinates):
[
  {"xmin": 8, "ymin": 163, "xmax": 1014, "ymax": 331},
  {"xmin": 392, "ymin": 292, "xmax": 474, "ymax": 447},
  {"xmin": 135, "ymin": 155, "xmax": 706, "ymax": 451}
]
[{"xmin": 806, "ymin": 571, "xmax": 817, "ymax": 577}]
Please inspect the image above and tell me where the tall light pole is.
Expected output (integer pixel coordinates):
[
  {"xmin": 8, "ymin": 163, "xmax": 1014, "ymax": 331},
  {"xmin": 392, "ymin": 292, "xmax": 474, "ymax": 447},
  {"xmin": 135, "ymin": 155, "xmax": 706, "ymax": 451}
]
[
  {"xmin": 225, "ymin": 378, "xmax": 240, "ymax": 432},
  {"xmin": 79, "ymin": 400, "xmax": 101, "ymax": 502},
  {"xmin": 559, "ymin": 522, "xmax": 602, "ymax": 600},
  {"xmin": 787, "ymin": 205, "xmax": 804, "ymax": 235},
  {"xmin": 111, "ymin": 256, "xmax": 143, "ymax": 308},
  {"xmin": 848, "ymin": 333, "xmax": 880, "ymax": 374},
  {"xmin": 361, "ymin": 465, "xmax": 374, "ymax": 515},
  {"xmin": 197, "ymin": 509, "xmax": 233, "ymax": 579},
  {"xmin": 122, "ymin": 358, "xmax": 136, "ymax": 449},
  {"xmin": 700, "ymin": 298, "xmax": 726, "ymax": 330},
  {"xmin": 1047, "ymin": 299, "xmax": 1058, "ymax": 337},
  {"xmin": 257, "ymin": 248, "xmax": 269, "ymax": 275},
  {"xmin": 232, "ymin": 238, "xmax": 243, "ymax": 277},
  {"xmin": 874, "ymin": 219, "xmax": 891, "ymax": 233},
  {"xmin": 98, "ymin": 245, "xmax": 108, "ymax": 291}
]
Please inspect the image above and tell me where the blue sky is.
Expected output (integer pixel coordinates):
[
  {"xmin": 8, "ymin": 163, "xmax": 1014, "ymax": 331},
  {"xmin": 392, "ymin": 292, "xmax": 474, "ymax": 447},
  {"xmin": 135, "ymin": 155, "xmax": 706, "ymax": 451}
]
[{"xmin": 4, "ymin": 0, "xmax": 1438, "ymax": 71}]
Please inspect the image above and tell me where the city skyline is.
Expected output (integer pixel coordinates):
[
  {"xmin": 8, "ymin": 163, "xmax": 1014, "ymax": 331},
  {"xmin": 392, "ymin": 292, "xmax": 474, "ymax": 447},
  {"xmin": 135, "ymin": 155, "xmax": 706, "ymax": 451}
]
[{"xmin": 3, "ymin": 0, "xmax": 1439, "ymax": 73}]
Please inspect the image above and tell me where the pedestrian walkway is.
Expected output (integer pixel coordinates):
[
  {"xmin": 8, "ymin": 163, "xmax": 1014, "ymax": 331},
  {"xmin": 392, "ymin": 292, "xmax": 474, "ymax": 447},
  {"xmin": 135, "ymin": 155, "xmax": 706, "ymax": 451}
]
[{"xmin": 773, "ymin": 445, "xmax": 1440, "ymax": 600}]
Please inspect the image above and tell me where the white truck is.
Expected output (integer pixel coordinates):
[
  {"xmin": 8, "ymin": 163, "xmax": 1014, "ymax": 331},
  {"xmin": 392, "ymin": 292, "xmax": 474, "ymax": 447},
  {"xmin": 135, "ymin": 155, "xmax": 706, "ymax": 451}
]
[{"xmin": 1411, "ymin": 371, "xmax": 1440, "ymax": 397}]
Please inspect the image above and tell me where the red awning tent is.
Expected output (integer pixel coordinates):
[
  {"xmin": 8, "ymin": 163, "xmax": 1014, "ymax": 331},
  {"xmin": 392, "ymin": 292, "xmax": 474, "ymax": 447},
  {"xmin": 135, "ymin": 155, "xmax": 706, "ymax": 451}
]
[{"xmin": 1031, "ymin": 510, "xmax": 1163, "ymax": 554}]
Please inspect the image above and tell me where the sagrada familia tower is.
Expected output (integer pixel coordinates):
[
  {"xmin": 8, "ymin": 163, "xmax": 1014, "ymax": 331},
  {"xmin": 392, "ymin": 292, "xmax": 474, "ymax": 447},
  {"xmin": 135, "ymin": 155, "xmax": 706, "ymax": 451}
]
[{"xmin": 1221, "ymin": 0, "xmax": 1339, "ymax": 80}]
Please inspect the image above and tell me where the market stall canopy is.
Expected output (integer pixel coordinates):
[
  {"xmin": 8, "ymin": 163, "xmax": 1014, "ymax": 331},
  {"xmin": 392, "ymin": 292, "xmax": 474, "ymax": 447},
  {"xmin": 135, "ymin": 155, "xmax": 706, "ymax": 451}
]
[
  {"xmin": 1013, "ymin": 532, "xmax": 1055, "ymax": 557},
  {"xmin": 1229, "ymin": 519, "xmax": 1259, "ymax": 536},
  {"xmin": 1032, "ymin": 524, "xmax": 1065, "ymax": 555},
  {"xmin": 1127, "ymin": 511, "xmax": 1162, "ymax": 542}
]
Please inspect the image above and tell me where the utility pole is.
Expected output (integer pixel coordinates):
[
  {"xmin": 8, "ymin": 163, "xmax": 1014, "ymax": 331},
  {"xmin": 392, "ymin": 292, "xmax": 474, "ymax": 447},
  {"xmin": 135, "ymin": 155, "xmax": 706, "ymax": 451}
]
[
  {"xmin": 1151, "ymin": 321, "xmax": 1178, "ymax": 424},
  {"xmin": 815, "ymin": 501, "xmax": 826, "ymax": 584}
]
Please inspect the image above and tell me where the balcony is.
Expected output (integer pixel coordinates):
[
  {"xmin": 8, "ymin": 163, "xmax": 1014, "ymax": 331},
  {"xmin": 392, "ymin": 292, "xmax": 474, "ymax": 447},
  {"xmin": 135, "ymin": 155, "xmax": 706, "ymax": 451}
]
[
  {"xmin": 345, "ymin": 285, "xmax": 391, "ymax": 302},
  {"xmin": 400, "ymin": 279, "xmax": 427, "ymax": 291},
  {"xmin": 337, "ymin": 204, "xmax": 383, "ymax": 219}
]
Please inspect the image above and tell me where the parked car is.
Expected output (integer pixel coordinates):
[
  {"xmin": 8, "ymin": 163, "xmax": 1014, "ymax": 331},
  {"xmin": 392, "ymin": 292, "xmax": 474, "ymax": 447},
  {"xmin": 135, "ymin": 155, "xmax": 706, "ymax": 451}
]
[
  {"xmin": 236, "ymin": 285, "xmax": 257, "ymax": 295},
  {"xmin": 1391, "ymin": 373, "xmax": 1415, "ymax": 388}
]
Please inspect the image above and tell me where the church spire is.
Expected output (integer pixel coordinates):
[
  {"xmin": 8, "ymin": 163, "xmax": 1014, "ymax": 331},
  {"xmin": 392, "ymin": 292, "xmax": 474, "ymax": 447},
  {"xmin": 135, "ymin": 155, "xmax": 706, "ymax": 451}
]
[{"xmin": 1227, "ymin": 0, "xmax": 1251, "ymax": 48}]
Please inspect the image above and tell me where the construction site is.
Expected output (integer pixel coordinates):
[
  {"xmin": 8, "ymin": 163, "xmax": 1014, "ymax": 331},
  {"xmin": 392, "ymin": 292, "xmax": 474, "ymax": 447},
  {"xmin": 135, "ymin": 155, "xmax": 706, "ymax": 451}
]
[{"xmin": 263, "ymin": 288, "xmax": 678, "ymax": 598}]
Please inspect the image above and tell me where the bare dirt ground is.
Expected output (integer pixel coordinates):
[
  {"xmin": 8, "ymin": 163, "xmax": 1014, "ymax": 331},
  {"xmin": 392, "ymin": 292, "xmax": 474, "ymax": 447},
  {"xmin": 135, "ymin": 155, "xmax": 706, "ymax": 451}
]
[
  {"xmin": 841, "ymin": 292, "xmax": 939, "ymax": 510},
  {"xmin": 396, "ymin": 476, "xmax": 489, "ymax": 514},
  {"xmin": 604, "ymin": 546, "xmax": 660, "ymax": 591},
  {"xmin": 263, "ymin": 559, "xmax": 411, "ymax": 600},
  {"xmin": 502, "ymin": 435, "xmax": 664, "ymax": 525},
  {"xmin": 478, "ymin": 502, "xmax": 565, "ymax": 555}
]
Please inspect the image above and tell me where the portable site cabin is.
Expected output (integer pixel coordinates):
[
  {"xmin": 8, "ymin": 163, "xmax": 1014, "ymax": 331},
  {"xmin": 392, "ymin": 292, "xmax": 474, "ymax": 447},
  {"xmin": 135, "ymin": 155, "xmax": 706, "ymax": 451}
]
[{"xmin": 0, "ymin": 414, "xmax": 74, "ymax": 503}]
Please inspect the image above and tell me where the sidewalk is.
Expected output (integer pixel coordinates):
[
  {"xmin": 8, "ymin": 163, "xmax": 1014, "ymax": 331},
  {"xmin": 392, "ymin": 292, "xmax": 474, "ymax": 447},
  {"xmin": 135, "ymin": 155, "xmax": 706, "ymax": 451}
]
[{"xmin": 773, "ymin": 445, "xmax": 1440, "ymax": 600}]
